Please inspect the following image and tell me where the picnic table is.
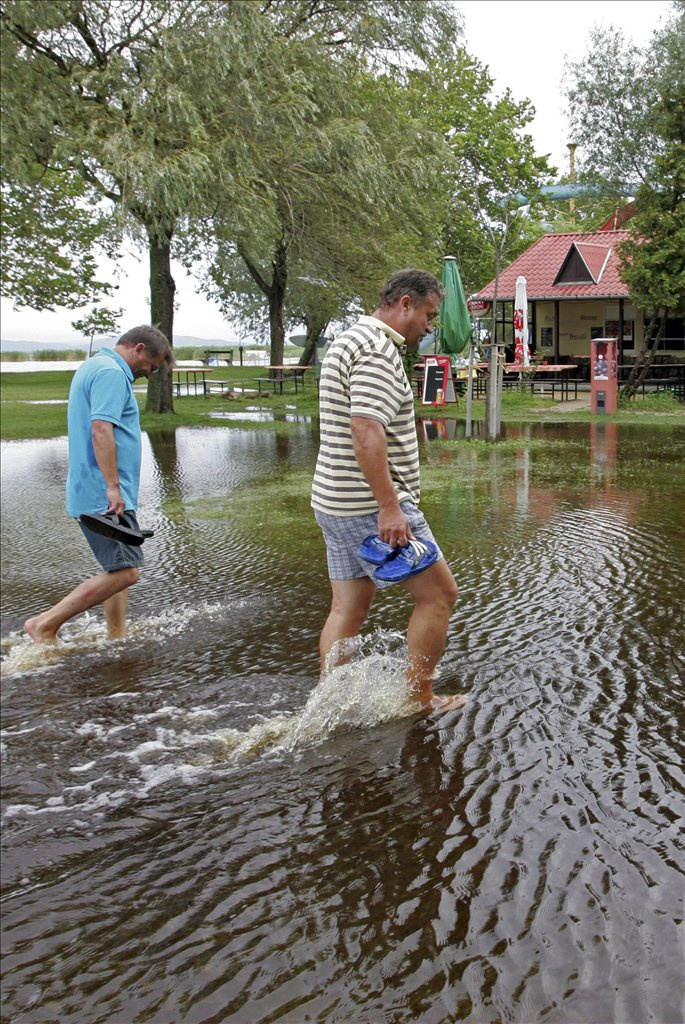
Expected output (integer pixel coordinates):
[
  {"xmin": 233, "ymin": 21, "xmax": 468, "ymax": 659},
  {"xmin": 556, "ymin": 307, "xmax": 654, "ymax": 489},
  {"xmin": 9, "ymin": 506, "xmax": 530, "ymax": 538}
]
[
  {"xmin": 252, "ymin": 365, "xmax": 313, "ymax": 395},
  {"xmin": 172, "ymin": 366, "xmax": 213, "ymax": 396},
  {"xmin": 502, "ymin": 363, "xmax": 580, "ymax": 400},
  {"xmin": 618, "ymin": 362, "xmax": 685, "ymax": 381}
]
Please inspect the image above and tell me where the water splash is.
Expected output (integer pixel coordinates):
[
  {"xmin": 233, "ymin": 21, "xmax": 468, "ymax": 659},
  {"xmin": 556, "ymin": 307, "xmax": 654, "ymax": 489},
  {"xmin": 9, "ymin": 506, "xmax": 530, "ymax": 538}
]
[
  {"xmin": 212, "ymin": 632, "xmax": 419, "ymax": 762},
  {"xmin": 0, "ymin": 602, "xmax": 226, "ymax": 678}
]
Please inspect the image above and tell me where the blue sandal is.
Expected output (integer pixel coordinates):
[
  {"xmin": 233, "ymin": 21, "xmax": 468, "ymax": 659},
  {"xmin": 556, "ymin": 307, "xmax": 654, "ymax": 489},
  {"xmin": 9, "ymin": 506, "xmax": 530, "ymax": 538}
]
[
  {"xmin": 356, "ymin": 534, "xmax": 396, "ymax": 566},
  {"xmin": 374, "ymin": 539, "xmax": 438, "ymax": 583}
]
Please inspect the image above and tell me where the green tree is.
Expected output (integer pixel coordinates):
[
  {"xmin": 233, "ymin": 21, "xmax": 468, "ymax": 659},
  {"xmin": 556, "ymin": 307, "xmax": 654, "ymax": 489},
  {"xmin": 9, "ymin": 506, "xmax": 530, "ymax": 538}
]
[
  {"xmin": 618, "ymin": 4, "xmax": 685, "ymax": 396},
  {"xmin": 0, "ymin": 0, "xmax": 281, "ymax": 412},
  {"xmin": 413, "ymin": 52, "xmax": 551, "ymax": 296},
  {"xmin": 564, "ymin": 2, "xmax": 685, "ymax": 396},
  {"xmin": 72, "ymin": 305, "xmax": 123, "ymax": 356},
  {"xmin": 1, "ymin": 169, "xmax": 116, "ymax": 310},
  {"xmin": 414, "ymin": 52, "xmax": 551, "ymax": 438},
  {"xmin": 564, "ymin": 25, "xmax": 660, "ymax": 192},
  {"xmin": 191, "ymin": 6, "xmax": 460, "ymax": 367},
  {"xmin": 1, "ymin": 0, "xmax": 460, "ymax": 408}
]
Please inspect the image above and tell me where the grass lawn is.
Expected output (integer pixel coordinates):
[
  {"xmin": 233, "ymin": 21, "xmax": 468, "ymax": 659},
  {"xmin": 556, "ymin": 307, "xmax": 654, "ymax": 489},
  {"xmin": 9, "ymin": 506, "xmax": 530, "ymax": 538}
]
[
  {"xmin": 1, "ymin": 368, "xmax": 683, "ymax": 441},
  {"xmin": 0, "ymin": 367, "xmax": 321, "ymax": 440}
]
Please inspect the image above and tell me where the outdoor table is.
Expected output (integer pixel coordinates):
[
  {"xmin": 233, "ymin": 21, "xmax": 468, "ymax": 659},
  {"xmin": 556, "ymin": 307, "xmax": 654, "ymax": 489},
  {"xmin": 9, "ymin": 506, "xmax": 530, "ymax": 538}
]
[
  {"xmin": 172, "ymin": 367, "xmax": 212, "ymax": 396},
  {"xmin": 618, "ymin": 362, "xmax": 685, "ymax": 397},
  {"xmin": 619, "ymin": 362, "xmax": 685, "ymax": 380},
  {"xmin": 253, "ymin": 365, "xmax": 313, "ymax": 395},
  {"xmin": 503, "ymin": 363, "xmax": 578, "ymax": 373},
  {"xmin": 502, "ymin": 363, "xmax": 579, "ymax": 400}
]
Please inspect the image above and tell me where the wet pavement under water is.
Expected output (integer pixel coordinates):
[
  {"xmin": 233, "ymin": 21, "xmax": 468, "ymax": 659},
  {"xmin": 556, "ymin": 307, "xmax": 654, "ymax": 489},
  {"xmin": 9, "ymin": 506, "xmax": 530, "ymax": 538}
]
[{"xmin": 1, "ymin": 416, "xmax": 684, "ymax": 1024}]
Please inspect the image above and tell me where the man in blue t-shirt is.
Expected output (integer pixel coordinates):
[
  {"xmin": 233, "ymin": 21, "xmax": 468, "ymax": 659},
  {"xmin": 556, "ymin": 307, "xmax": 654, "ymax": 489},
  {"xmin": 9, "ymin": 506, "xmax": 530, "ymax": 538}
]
[{"xmin": 24, "ymin": 325, "xmax": 173, "ymax": 644}]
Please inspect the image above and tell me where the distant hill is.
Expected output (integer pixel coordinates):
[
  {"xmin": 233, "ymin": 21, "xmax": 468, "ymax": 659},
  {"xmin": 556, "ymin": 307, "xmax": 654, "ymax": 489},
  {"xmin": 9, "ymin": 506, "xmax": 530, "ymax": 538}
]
[
  {"xmin": 1, "ymin": 334, "xmax": 261, "ymax": 354},
  {"xmin": 1, "ymin": 338, "xmax": 90, "ymax": 353}
]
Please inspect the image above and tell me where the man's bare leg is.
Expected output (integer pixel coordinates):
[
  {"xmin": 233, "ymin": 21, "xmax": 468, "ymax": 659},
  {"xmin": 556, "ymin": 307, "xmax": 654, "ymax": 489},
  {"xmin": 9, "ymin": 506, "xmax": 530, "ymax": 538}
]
[
  {"xmin": 103, "ymin": 589, "xmax": 129, "ymax": 639},
  {"xmin": 319, "ymin": 577, "xmax": 376, "ymax": 674},
  {"xmin": 24, "ymin": 567, "xmax": 139, "ymax": 644},
  {"xmin": 401, "ymin": 559, "xmax": 464, "ymax": 710}
]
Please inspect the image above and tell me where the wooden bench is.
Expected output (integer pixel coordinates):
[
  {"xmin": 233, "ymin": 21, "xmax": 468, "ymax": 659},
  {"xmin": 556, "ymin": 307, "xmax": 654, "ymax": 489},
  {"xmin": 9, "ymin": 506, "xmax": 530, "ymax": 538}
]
[
  {"xmin": 502, "ymin": 377, "xmax": 534, "ymax": 393},
  {"xmin": 547, "ymin": 378, "xmax": 582, "ymax": 400},
  {"xmin": 252, "ymin": 376, "xmax": 299, "ymax": 396},
  {"xmin": 630, "ymin": 378, "xmax": 685, "ymax": 399},
  {"xmin": 203, "ymin": 378, "xmax": 240, "ymax": 396}
]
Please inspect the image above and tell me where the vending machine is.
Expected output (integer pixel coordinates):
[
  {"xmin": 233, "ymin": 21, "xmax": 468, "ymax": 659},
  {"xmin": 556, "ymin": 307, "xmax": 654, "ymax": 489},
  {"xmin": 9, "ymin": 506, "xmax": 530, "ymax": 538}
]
[{"xmin": 590, "ymin": 338, "xmax": 618, "ymax": 415}]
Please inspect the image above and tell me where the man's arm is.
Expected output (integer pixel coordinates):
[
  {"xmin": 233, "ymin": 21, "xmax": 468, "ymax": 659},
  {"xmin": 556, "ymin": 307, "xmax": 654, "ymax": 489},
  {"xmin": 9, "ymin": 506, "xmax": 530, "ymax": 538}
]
[
  {"xmin": 91, "ymin": 420, "xmax": 125, "ymax": 515},
  {"xmin": 350, "ymin": 416, "xmax": 412, "ymax": 547}
]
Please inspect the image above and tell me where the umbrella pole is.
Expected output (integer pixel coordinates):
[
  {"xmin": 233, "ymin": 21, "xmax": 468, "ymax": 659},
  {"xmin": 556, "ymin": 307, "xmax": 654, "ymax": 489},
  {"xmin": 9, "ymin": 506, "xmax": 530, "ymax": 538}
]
[{"xmin": 465, "ymin": 339, "xmax": 475, "ymax": 438}]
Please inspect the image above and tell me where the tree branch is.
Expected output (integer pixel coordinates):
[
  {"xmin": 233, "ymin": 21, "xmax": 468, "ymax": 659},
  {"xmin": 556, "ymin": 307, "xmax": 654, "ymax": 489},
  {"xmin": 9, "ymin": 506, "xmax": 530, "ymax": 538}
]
[{"xmin": 238, "ymin": 245, "xmax": 273, "ymax": 298}]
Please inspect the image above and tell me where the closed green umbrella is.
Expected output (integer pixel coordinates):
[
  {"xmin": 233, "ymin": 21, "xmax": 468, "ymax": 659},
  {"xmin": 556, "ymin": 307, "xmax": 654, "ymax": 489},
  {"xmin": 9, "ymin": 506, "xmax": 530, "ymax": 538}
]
[{"xmin": 438, "ymin": 256, "xmax": 472, "ymax": 355}]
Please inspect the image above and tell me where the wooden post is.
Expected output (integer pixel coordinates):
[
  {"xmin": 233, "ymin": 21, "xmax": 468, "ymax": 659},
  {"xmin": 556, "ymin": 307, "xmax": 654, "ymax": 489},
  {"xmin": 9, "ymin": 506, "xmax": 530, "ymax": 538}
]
[{"xmin": 465, "ymin": 339, "xmax": 475, "ymax": 438}]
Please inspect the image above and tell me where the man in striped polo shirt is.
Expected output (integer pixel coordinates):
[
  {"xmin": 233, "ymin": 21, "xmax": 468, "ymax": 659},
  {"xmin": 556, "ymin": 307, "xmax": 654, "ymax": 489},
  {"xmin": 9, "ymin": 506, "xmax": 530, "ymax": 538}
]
[{"xmin": 312, "ymin": 269, "xmax": 464, "ymax": 712}]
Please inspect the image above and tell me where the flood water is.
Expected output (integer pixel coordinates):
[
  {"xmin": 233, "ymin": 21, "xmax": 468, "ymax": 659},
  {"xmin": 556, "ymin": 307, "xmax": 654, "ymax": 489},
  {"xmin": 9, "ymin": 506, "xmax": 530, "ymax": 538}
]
[{"xmin": 1, "ymin": 416, "xmax": 684, "ymax": 1024}]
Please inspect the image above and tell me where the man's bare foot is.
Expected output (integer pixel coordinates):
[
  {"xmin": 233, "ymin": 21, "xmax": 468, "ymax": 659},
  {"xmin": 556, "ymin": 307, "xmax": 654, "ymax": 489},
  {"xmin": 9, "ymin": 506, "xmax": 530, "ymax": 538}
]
[
  {"xmin": 23, "ymin": 617, "xmax": 58, "ymax": 645},
  {"xmin": 106, "ymin": 627, "xmax": 127, "ymax": 640},
  {"xmin": 422, "ymin": 693, "xmax": 468, "ymax": 713}
]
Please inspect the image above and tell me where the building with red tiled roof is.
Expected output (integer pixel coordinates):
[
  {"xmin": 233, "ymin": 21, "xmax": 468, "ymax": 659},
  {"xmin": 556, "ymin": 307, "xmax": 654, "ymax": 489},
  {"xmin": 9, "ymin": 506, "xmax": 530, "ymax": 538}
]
[{"xmin": 473, "ymin": 227, "xmax": 684, "ymax": 364}]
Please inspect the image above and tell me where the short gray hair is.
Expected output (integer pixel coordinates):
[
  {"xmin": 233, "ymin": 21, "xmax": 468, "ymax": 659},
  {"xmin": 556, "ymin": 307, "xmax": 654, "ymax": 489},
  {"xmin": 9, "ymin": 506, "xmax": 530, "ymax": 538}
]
[
  {"xmin": 378, "ymin": 269, "xmax": 444, "ymax": 308},
  {"xmin": 117, "ymin": 325, "xmax": 175, "ymax": 366}
]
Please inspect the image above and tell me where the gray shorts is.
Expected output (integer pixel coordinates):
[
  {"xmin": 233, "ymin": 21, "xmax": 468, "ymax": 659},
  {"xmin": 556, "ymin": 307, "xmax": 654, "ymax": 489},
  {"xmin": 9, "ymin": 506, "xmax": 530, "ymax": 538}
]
[
  {"xmin": 78, "ymin": 512, "xmax": 145, "ymax": 572},
  {"xmin": 314, "ymin": 501, "xmax": 442, "ymax": 587}
]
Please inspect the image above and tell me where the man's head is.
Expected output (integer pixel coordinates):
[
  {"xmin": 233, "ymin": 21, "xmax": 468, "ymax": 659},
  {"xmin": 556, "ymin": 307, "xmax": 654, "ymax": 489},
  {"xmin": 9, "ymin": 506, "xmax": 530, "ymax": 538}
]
[
  {"xmin": 115, "ymin": 325, "xmax": 176, "ymax": 379},
  {"xmin": 374, "ymin": 269, "xmax": 444, "ymax": 349}
]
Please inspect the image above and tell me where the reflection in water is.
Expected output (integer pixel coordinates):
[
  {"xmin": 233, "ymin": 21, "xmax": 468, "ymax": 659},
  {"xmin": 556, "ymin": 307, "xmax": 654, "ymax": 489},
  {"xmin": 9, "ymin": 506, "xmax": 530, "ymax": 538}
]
[
  {"xmin": 591, "ymin": 419, "xmax": 618, "ymax": 490},
  {"xmin": 1, "ymin": 421, "xmax": 684, "ymax": 1023}
]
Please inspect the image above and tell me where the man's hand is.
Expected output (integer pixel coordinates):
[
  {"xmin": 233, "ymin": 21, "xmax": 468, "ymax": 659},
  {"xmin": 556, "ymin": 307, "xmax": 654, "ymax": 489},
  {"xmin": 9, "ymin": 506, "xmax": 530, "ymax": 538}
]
[
  {"xmin": 377, "ymin": 503, "xmax": 412, "ymax": 548},
  {"xmin": 105, "ymin": 484, "xmax": 125, "ymax": 516}
]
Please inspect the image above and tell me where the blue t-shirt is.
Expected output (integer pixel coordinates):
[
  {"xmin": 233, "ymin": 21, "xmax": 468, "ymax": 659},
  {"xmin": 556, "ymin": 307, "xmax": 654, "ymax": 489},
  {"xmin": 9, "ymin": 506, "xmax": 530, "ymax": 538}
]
[{"xmin": 66, "ymin": 348, "xmax": 142, "ymax": 517}]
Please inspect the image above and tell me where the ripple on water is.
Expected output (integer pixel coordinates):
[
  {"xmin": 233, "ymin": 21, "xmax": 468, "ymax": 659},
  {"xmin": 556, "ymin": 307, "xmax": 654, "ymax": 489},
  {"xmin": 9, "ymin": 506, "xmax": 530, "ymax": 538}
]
[{"xmin": 1, "ymin": 424, "xmax": 684, "ymax": 1024}]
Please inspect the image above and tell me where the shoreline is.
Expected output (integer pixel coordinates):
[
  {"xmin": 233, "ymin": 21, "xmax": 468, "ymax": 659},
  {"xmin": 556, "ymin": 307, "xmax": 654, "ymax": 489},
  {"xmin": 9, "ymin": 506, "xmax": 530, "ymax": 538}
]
[{"xmin": 2, "ymin": 368, "xmax": 684, "ymax": 442}]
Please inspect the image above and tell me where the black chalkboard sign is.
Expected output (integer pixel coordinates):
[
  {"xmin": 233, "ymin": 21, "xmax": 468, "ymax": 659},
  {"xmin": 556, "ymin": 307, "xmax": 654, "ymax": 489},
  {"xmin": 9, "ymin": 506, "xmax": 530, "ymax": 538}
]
[{"xmin": 422, "ymin": 361, "xmax": 445, "ymax": 404}]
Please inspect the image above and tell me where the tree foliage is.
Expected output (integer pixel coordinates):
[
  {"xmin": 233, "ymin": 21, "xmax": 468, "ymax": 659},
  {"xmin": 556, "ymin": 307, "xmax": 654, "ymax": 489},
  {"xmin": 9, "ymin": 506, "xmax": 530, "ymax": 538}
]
[
  {"xmin": 565, "ymin": 25, "xmax": 661, "ymax": 192},
  {"xmin": 0, "ymin": 0, "xmax": 278, "ymax": 410},
  {"xmin": 564, "ymin": 2, "xmax": 685, "ymax": 395},
  {"xmin": 72, "ymin": 305, "xmax": 123, "ymax": 355},
  {"xmin": 1, "ymin": 169, "xmax": 116, "ymax": 310},
  {"xmin": 187, "ymin": 5, "xmax": 462, "ymax": 365},
  {"xmin": 1, "ymin": 0, "xmax": 464, "ymax": 401},
  {"xmin": 412, "ymin": 51, "xmax": 552, "ymax": 297},
  {"xmin": 618, "ymin": 4, "xmax": 685, "ymax": 315}
]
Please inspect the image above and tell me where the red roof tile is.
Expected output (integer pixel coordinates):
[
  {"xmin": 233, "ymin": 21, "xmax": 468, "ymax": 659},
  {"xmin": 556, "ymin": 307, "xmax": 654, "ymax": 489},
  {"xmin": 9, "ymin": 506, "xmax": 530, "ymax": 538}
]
[{"xmin": 475, "ymin": 230, "xmax": 632, "ymax": 301}]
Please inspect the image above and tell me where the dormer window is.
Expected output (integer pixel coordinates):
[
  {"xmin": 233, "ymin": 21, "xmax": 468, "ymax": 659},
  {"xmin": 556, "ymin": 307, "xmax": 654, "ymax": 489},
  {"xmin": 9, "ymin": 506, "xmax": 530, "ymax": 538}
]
[{"xmin": 554, "ymin": 242, "xmax": 611, "ymax": 285}]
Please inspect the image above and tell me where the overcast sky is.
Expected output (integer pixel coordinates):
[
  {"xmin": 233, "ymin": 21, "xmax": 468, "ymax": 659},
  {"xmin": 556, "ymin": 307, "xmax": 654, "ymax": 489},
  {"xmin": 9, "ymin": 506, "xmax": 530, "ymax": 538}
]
[{"xmin": 1, "ymin": 0, "xmax": 672, "ymax": 343}]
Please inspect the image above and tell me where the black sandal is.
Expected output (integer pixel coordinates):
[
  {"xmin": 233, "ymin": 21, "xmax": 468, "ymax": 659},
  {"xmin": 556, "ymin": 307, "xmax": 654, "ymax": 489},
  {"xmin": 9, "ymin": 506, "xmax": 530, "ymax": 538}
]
[{"xmin": 79, "ymin": 512, "xmax": 154, "ymax": 547}]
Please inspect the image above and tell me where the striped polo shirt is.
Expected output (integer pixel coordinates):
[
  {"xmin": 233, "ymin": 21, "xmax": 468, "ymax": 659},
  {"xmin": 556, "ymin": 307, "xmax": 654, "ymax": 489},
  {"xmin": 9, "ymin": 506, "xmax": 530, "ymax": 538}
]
[{"xmin": 311, "ymin": 315, "xmax": 420, "ymax": 516}]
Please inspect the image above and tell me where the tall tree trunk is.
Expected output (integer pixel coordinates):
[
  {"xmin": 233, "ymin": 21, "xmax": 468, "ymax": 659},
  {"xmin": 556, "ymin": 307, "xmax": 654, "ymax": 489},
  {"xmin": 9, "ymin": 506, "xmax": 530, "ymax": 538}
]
[
  {"xmin": 145, "ymin": 227, "xmax": 175, "ymax": 414},
  {"xmin": 620, "ymin": 311, "xmax": 667, "ymax": 399},
  {"xmin": 268, "ymin": 239, "xmax": 288, "ymax": 368},
  {"xmin": 300, "ymin": 318, "xmax": 328, "ymax": 367},
  {"xmin": 239, "ymin": 237, "xmax": 289, "ymax": 371}
]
